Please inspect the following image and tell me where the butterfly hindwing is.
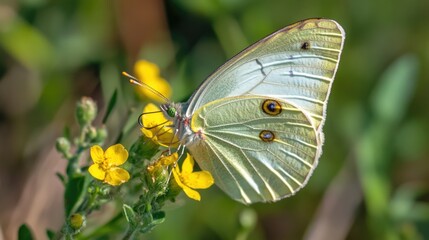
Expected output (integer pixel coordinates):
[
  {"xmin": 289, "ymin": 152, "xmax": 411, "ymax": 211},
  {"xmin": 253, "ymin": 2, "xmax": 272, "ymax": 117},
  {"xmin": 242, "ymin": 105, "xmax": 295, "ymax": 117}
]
[{"xmin": 186, "ymin": 96, "xmax": 320, "ymax": 204}]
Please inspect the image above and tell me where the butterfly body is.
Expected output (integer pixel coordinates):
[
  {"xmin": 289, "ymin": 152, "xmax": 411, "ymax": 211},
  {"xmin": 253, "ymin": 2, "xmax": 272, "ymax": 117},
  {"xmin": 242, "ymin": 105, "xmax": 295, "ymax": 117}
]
[{"xmin": 158, "ymin": 18, "xmax": 345, "ymax": 204}]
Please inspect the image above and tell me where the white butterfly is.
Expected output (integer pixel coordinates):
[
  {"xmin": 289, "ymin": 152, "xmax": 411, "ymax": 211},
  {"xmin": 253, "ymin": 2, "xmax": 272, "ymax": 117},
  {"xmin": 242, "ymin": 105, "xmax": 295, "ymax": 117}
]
[{"xmin": 133, "ymin": 18, "xmax": 345, "ymax": 204}]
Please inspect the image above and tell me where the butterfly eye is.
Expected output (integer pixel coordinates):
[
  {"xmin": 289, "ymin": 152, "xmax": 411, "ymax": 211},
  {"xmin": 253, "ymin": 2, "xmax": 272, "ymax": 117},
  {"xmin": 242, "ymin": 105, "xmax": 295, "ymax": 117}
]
[
  {"xmin": 259, "ymin": 130, "xmax": 275, "ymax": 142},
  {"xmin": 262, "ymin": 99, "xmax": 282, "ymax": 116},
  {"xmin": 167, "ymin": 107, "xmax": 176, "ymax": 118}
]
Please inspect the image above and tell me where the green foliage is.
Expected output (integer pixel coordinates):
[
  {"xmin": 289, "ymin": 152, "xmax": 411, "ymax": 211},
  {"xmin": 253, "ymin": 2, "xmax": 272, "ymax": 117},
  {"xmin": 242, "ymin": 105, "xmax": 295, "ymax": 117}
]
[
  {"xmin": 357, "ymin": 55, "xmax": 419, "ymax": 239},
  {"xmin": 49, "ymin": 98, "xmax": 182, "ymax": 239}
]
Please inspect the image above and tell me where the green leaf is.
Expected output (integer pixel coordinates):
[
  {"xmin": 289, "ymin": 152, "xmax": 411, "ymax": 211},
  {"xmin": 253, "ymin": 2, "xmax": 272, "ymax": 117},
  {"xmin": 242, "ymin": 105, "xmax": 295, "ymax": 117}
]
[
  {"xmin": 123, "ymin": 204, "xmax": 137, "ymax": 226},
  {"xmin": 78, "ymin": 213, "xmax": 125, "ymax": 240},
  {"xmin": 213, "ymin": 16, "xmax": 249, "ymax": 57},
  {"xmin": 18, "ymin": 224, "xmax": 34, "ymax": 240},
  {"xmin": 370, "ymin": 54, "xmax": 418, "ymax": 124},
  {"xmin": 63, "ymin": 126, "xmax": 72, "ymax": 141},
  {"xmin": 151, "ymin": 211, "xmax": 166, "ymax": 225},
  {"xmin": 137, "ymin": 211, "xmax": 166, "ymax": 233},
  {"xmin": 46, "ymin": 229, "xmax": 55, "ymax": 240},
  {"xmin": 56, "ymin": 172, "xmax": 66, "ymax": 185},
  {"xmin": 102, "ymin": 89, "xmax": 118, "ymax": 124},
  {"xmin": 65, "ymin": 174, "xmax": 90, "ymax": 216},
  {"xmin": 121, "ymin": 105, "xmax": 143, "ymax": 138},
  {"xmin": 0, "ymin": 16, "xmax": 55, "ymax": 70}
]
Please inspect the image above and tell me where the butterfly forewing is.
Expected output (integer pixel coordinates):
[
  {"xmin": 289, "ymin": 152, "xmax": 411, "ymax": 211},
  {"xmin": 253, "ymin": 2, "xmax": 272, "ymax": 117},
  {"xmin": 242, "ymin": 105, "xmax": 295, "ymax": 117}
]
[
  {"xmin": 185, "ymin": 18, "xmax": 345, "ymax": 133},
  {"xmin": 187, "ymin": 96, "xmax": 320, "ymax": 204}
]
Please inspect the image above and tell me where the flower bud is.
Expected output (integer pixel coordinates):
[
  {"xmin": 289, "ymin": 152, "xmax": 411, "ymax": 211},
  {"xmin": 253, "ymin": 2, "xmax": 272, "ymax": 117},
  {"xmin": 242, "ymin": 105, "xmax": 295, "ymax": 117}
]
[
  {"xmin": 87, "ymin": 185, "xmax": 95, "ymax": 193},
  {"xmin": 95, "ymin": 126, "xmax": 108, "ymax": 143},
  {"xmin": 56, "ymin": 137, "xmax": 71, "ymax": 157},
  {"xmin": 146, "ymin": 163, "xmax": 169, "ymax": 196},
  {"xmin": 99, "ymin": 185, "xmax": 110, "ymax": 196},
  {"xmin": 76, "ymin": 97, "xmax": 97, "ymax": 127},
  {"xmin": 69, "ymin": 213, "xmax": 86, "ymax": 231}
]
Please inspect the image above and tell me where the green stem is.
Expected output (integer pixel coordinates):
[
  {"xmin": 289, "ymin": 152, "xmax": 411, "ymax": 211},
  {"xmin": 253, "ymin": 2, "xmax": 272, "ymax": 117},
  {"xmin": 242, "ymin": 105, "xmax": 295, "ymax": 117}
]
[
  {"xmin": 79, "ymin": 213, "xmax": 123, "ymax": 240},
  {"xmin": 66, "ymin": 125, "xmax": 89, "ymax": 176},
  {"xmin": 122, "ymin": 226, "xmax": 137, "ymax": 240},
  {"xmin": 66, "ymin": 155, "xmax": 79, "ymax": 176}
]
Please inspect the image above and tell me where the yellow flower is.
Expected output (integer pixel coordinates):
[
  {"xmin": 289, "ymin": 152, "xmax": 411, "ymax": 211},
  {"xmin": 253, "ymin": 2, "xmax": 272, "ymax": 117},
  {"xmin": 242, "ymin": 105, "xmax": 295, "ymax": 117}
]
[
  {"xmin": 134, "ymin": 60, "xmax": 172, "ymax": 102},
  {"xmin": 172, "ymin": 154, "xmax": 214, "ymax": 201},
  {"xmin": 88, "ymin": 144, "xmax": 130, "ymax": 186},
  {"xmin": 147, "ymin": 152, "xmax": 179, "ymax": 173},
  {"xmin": 146, "ymin": 152, "xmax": 179, "ymax": 187},
  {"xmin": 158, "ymin": 152, "xmax": 179, "ymax": 166},
  {"xmin": 140, "ymin": 103, "xmax": 178, "ymax": 147}
]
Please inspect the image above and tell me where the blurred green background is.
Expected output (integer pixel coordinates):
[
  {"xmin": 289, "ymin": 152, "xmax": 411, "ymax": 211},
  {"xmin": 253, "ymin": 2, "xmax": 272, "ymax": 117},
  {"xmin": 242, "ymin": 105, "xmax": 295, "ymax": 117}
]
[{"xmin": 1, "ymin": 0, "xmax": 428, "ymax": 239}]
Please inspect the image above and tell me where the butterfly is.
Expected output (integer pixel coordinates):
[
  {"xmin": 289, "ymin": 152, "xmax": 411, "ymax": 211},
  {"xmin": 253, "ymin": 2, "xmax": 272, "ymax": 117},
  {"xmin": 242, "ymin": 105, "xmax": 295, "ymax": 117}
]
[{"xmin": 128, "ymin": 18, "xmax": 345, "ymax": 204}]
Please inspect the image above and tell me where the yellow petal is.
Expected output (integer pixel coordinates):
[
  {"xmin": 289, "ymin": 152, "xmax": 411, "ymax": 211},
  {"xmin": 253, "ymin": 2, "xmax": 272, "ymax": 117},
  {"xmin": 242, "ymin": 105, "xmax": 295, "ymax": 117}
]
[
  {"xmin": 139, "ymin": 78, "xmax": 172, "ymax": 102},
  {"xmin": 172, "ymin": 166, "xmax": 185, "ymax": 188},
  {"xmin": 105, "ymin": 167, "xmax": 130, "ymax": 186},
  {"xmin": 172, "ymin": 167, "xmax": 201, "ymax": 201},
  {"xmin": 182, "ymin": 154, "xmax": 194, "ymax": 175},
  {"xmin": 185, "ymin": 171, "xmax": 214, "ymax": 189},
  {"xmin": 141, "ymin": 124, "xmax": 178, "ymax": 147},
  {"xmin": 90, "ymin": 145, "xmax": 105, "ymax": 164},
  {"xmin": 88, "ymin": 164, "xmax": 106, "ymax": 180},
  {"xmin": 141, "ymin": 127, "xmax": 155, "ymax": 138},
  {"xmin": 141, "ymin": 104, "xmax": 170, "ymax": 128},
  {"xmin": 159, "ymin": 152, "xmax": 179, "ymax": 166},
  {"xmin": 134, "ymin": 60, "xmax": 172, "ymax": 102},
  {"xmin": 182, "ymin": 185, "xmax": 201, "ymax": 201},
  {"xmin": 156, "ymin": 127, "xmax": 178, "ymax": 147},
  {"xmin": 141, "ymin": 127, "xmax": 172, "ymax": 147},
  {"xmin": 105, "ymin": 144, "xmax": 128, "ymax": 166},
  {"xmin": 135, "ymin": 60, "xmax": 160, "ymax": 80},
  {"xmin": 142, "ymin": 103, "xmax": 160, "ymax": 112}
]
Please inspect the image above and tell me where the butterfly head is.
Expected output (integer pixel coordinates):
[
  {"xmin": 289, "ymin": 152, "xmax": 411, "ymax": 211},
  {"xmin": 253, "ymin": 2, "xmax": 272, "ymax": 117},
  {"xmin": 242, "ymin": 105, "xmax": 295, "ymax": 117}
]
[{"xmin": 160, "ymin": 103, "xmax": 177, "ymax": 119}]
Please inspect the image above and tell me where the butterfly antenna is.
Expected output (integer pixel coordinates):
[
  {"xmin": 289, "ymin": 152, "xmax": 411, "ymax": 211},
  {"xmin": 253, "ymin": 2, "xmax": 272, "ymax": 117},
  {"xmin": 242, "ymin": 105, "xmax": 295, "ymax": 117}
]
[
  {"xmin": 122, "ymin": 71, "xmax": 170, "ymax": 103},
  {"xmin": 138, "ymin": 111, "xmax": 166, "ymax": 127}
]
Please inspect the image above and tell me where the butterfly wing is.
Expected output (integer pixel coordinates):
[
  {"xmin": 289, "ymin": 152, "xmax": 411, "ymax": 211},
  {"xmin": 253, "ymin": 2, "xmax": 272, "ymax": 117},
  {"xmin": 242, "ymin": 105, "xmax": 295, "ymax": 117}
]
[
  {"xmin": 187, "ymin": 96, "xmax": 319, "ymax": 204},
  {"xmin": 186, "ymin": 18, "xmax": 345, "ymax": 133}
]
